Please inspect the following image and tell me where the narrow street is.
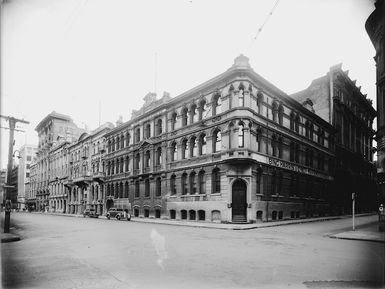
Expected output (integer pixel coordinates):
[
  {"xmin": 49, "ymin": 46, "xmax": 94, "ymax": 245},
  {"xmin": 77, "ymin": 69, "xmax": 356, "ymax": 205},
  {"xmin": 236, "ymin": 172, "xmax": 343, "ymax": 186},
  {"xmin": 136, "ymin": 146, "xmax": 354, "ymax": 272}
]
[{"xmin": 2, "ymin": 213, "xmax": 384, "ymax": 289}]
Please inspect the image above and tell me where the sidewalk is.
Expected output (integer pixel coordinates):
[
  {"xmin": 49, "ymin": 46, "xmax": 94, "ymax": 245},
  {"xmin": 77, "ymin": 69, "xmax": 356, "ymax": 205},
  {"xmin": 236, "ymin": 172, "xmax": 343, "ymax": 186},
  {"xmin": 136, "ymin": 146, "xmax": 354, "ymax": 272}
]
[
  {"xmin": 1, "ymin": 232, "xmax": 21, "ymax": 243},
  {"xmin": 329, "ymin": 230, "xmax": 385, "ymax": 243},
  {"xmin": 27, "ymin": 211, "xmax": 375, "ymax": 230}
]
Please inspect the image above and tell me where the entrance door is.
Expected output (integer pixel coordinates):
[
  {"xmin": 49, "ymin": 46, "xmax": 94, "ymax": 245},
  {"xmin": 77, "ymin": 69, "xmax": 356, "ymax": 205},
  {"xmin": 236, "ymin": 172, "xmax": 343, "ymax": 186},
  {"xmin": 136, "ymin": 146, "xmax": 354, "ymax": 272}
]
[{"xmin": 232, "ymin": 179, "xmax": 247, "ymax": 223}]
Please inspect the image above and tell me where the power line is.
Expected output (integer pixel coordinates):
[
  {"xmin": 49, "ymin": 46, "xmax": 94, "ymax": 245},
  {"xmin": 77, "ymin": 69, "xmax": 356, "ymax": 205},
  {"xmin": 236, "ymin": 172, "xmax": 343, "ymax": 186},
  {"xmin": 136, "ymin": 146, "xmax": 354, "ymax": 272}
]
[{"xmin": 245, "ymin": 0, "xmax": 281, "ymax": 54}]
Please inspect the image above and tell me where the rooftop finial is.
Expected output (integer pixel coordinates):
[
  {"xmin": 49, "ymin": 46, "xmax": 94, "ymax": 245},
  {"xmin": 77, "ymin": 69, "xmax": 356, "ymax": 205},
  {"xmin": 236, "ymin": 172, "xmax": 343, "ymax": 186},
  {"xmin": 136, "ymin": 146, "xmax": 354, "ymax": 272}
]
[{"xmin": 232, "ymin": 54, "xmax": 250, "ymax": 69}]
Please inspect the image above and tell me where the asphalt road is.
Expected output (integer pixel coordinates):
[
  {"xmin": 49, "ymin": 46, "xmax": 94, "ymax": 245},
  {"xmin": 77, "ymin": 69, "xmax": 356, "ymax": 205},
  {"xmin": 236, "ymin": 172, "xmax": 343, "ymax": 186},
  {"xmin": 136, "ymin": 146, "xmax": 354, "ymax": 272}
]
[{"xmin": 1, "ymin": 213, "xmax": 384, "ymax": 289}]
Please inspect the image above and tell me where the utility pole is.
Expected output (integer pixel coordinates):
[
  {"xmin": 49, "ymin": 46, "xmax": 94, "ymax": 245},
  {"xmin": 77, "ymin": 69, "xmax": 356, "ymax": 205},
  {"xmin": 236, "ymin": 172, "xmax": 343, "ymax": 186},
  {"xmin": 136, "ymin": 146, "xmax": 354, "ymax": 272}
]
[{"xmin": 1, "ymin": 115, "xmax": 29, "ymax": 233}]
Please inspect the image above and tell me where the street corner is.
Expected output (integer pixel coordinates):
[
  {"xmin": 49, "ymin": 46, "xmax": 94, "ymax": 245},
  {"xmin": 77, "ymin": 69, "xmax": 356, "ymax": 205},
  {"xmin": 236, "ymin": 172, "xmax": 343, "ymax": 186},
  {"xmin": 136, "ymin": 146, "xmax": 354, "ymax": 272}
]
[
  {"xmin": 1, "ymin": 232, "xmax": 21, "ymax": 243},
  {"xmin": 328, "ymin": 230, "xmax": 385, "ymax": 243}
]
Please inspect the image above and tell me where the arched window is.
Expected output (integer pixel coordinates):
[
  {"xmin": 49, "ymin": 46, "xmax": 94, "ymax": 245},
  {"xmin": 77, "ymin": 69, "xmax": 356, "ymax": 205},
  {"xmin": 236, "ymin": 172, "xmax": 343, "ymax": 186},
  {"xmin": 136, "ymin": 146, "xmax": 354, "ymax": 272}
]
[
  {"xmin": 238, "ymin": 122, "xmax": 245, "ymax": 148},
  {"xmin": 305, "ymin": 121, "xmax": 310, "ymax": 138},
  {"xmin": 135, "ymin": 153, "xmax": 140, "ymax": 170},
  {"xmin": 182, "ymin": 139, "xmax": 188, "ymax": 159},
  {"xmin": 295, "ymin": 144, "xmax": 300, "ymax": 163},
  {"xmin": 126, "ymin": 133, "xmax": 130, "ymax": 147},
  {"xmin": 124, "ymin": 181, "xmax": 129, "ymax": 198},
  {"xmin": 212, "ymin": 168, "xmax": 220, "ymax": 194},
  {"xmin": 111, "ymin": 160, "xmax": 115, "ymax": 175},
  {"xmin": 278, "ymin": 104, "xmax": 284, "ymax": 125},
  {"xmin": 199, "ymin": 134, "xmax": 207, "ymax": 155},
  {"xmin": 111, "ymin": 138, "xmax": 115, "ymax": 152},
  {"xmin": 295, "ymin": 114, "xmax": 300, "ymax": 133},
  {"xmin": 156, "ymin": 147, "xmax": 162, "ymax": 165},
  {"xmin": 135, "ymin": 181, "xmax": 140, "ymax": 198},
  {"xmin": 120, "ymin": 157, "xmax": 124, "ymax": 173},
  {"xmin": 212, "ymin": 94, "xmax": 222, "ymax": 116},
  {"xmin": 115, "ymin": 159, "xmax": 120, "ymax": 174},
  {"xmin": 170, "ymin": 174, "xmax": 176, "ymax": 195},
  {"xmin": 181, "ymin": 173, "xmax": 188, "ymax": 195},
  {"xmin": 145, "ymin": 123, "xmax": 151, "ymax": 139},
  {"xmin": 190, "ymin": 136, "xmax": 197, "ymax": 157},
  {"xmin": 125, "ymin": 156, "xmax": 129, "ymax": 172},
  {"xmin": 190, "ymin": 172, "xmax": 197, "ymax": 194},
  {"xmin": 116, "ymin": 136, "xmax": 120, "ymax": 150},
  {"xmin": 135, "ymin": 127, "xmax": 141, "ymax": 143},
  {"xmin": 198, "ymin": 99, "xmax": 206, "ymax": 120},
  {"xmin": 144, "ymin": 179, "xmax": 150, "ymax": 197},
  {"xmin": 119, "ymin": 181, "xmax": 124, "ymax": 198},
  {"xmin": 145, "ymin": 150, "xmax": 151, "ymax": 168},
  {"xmin": 290, "ymin": 112, "xmax": 295, "ymax": 130},
  {"xmin": 198, "ymin": 170, "xmax": 206, "ymax": 194},
  {"xmin": 272, "ymin": 101, "xmax": 278, "ymax": 122},
  {"xmin": 156, "ymin": 119, "xmax": 162, "ymax": 136},
  {"xmin": 190, "ymin": 104, "xmax": 197, "ymax": 124},
  {"xmin": 171, "ymin": 142, "xmax": 177, "ymax": 161},
  {"xmin": 309, "ymin": 123, "xmax": 314, "ymax": 140},
  {"xmin": 181, "ymin": 108, "xmax": 188, "ymax": 126},
  {"xmin": 114, "ymin": 183, "xmax": 119, "ymax": 198},
  {"xmin": 271, "ymin": 134, "xmax": 277, "ymax": 157},
  {"xmin": 290, "ymin": 142, "xmax": 295, "ymax": 162},
  {"xmin": 120, "ymin": 134, "xmax": 124, "ymax": 148},
  {"xmin": 108, "ymin": 140, "xmax": 111, "ymax": 153},
  {"xmin": 171, "ymin": 112, "xmax": 177, "ymax": 131},
  {"xmin": 318, "ymin": 129, "xmax": 324, "ymax": 146},
  {"xmin": 238, "ymin": 83, "xmax": 245, "ymax": 106},
  {"xmin": 155, "ymin": 177, "xmax": 161, "ymax": 197},
  {"xmin": 257, "ymin": 91, "xmax": 263, "ymax": 114},
  {"xmin": 213, "ymin": 130, "xmax": 222, "ymax": 153}
]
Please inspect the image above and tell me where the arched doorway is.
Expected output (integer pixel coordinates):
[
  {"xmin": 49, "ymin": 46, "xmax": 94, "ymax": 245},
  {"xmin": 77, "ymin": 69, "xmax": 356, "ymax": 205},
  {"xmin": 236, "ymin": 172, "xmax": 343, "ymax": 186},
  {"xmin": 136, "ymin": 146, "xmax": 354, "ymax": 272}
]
[
  {"xmin": 106, "ymin": 199, "xmax": 114, "ymax": 211},
  {"xmin": 232, "ymin": 179, "xmax": 247, "ymax": 223}
]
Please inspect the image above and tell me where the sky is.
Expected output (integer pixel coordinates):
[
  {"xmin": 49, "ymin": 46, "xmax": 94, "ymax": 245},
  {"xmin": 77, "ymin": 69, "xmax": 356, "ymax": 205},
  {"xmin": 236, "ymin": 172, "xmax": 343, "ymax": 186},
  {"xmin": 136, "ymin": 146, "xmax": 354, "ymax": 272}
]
[{"xmin": 0, "ymin": 0, "xmax": 377, "ymax": 169}]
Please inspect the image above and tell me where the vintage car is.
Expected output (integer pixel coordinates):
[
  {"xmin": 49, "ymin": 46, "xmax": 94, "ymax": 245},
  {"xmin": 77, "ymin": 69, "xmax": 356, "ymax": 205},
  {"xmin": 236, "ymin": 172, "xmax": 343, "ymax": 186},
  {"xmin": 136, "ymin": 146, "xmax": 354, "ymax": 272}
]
[
  {"xmin": 83, "ymin": 209, "xmax": 99, "ymax": 218},
  {"xmin": 106, "ymin": 208, "xmax": 131, "ymax": 221}
]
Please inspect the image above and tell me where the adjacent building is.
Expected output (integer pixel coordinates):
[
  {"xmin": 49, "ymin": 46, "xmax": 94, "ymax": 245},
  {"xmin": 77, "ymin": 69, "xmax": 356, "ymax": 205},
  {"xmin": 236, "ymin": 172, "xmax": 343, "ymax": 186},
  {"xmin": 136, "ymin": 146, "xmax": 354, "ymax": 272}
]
[
  {"xmin": 9, "ymin": 165, "xmax": 18, "ymax": 209},
  {"xmin": 103, "ymin": 55, "xmax": 335, "ymax": 223},
  {"xmin": 34, "ymin": 111, "xmax": 85, "ymax": 211},
  {"xmin": 67, "ymin": 122, "xmax": 114, "ymax": 215},
  {"xmin": 291, "ymin": 64, "xmax": 377, "ymax": 213},
  {"xmin": 17, "ymin": 144, "xmax": 38, "ymax": 210},
  {"xmin": 366, "ymin": 0, "xmax": 385, "ymax": 206},
  {"xmin": 0, "ymin": 169, "xmax": 7, "ymax": 206}
]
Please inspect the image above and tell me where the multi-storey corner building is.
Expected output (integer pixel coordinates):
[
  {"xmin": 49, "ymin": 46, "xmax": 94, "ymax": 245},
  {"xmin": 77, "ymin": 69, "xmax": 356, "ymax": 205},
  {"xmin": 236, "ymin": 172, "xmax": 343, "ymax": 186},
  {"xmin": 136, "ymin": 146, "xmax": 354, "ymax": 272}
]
[
  {"xmin": 17, "ymin": 144, "xmax": 38, "ymax": 210},
  {"xmin": 67, "ymin": 122, "xmax": 114, "ymax": 215},
  {"xmin": 366, "ymin": 0, "xmax": 385, "ymax": 206},
  {"xmin": 292, "ymin": 64, "xmax": 377, "ymax": 213},
  {"xmin": 35, "ymin": 111, "xmax": 85, "ymax": 211},
  {"xmin": 103, "ymin": 55, "xmax": 335, "ymax": 223}
]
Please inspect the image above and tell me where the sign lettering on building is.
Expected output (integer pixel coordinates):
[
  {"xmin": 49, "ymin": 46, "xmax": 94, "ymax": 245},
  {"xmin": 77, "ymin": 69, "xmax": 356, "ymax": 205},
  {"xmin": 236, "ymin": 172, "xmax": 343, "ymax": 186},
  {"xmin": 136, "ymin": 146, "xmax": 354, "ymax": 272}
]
[{"xmin": 268, "ymin": 157, "xmax": 331, "ymax": 179}]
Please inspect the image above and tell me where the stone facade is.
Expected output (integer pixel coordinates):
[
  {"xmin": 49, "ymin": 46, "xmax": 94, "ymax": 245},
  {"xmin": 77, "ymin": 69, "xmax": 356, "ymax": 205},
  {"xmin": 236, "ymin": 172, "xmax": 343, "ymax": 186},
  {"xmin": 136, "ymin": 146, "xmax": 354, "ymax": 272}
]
[
  {"xmin": 103, "ymin": 55, "xmax": 335, "ymax": 223},
  {"xmin": 366, "ymin": 0, "xmax": 385, "ymax": 206},
  {"xmin": 291, "ymin": 64, "xmax": 377, "ymax": 213},
  {"xmin": 67, "ymin": 123, "xmax": 114, "ymax": 215},
  {"xmin": 34, "ymin": 111, "xmax": 84, "ymax": 211}
]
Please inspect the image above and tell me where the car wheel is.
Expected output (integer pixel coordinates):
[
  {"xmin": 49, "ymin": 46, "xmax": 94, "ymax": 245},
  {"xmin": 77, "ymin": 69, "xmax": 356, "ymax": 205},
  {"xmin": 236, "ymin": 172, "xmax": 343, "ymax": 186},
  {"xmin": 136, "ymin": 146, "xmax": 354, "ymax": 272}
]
[{"xmin": 116, "ymin": 215, "xmax": 121, "ymax": 220}]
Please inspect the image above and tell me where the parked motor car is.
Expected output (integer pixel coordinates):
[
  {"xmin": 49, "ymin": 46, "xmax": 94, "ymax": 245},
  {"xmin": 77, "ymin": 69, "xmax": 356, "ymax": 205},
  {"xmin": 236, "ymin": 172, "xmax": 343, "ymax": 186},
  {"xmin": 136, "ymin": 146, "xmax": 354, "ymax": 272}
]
[
  {"xmin": 106, "ymin": 208, "xmax": 131, "ymax": 221},
  {"xmin": 83, "ymin": 209, "xmax": 99, "ymax": 218}
]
